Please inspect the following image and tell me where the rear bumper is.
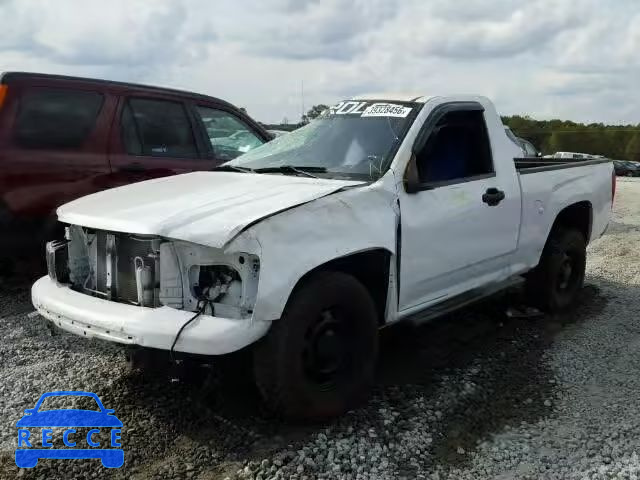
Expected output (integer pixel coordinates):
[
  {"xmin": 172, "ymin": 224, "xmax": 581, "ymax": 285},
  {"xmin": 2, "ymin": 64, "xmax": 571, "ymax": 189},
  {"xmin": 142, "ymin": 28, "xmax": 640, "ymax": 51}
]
[{"xmin": 31, "ymin": 276, "xmax": 271, "ymax": 355}]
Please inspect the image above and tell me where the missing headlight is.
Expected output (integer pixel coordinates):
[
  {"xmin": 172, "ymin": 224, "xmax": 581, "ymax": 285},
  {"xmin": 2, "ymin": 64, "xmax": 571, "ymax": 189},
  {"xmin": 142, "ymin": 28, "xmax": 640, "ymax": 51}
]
[
  {"xmin": 171, "ymin": 242, "xmax": 260, "ymax": 318},
  {"xmin": 191, "ymin": 265, "xmax": 242, "ymax": 305}
]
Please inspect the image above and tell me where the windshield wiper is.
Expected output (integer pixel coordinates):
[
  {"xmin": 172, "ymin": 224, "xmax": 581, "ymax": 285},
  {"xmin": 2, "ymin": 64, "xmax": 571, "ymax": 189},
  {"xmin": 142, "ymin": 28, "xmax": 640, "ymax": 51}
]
[
  {"xmin": 211, "ymin": 165, "xmax": 254, "ymax": 173},
  {"xmin": 253, "ymin": 165, "xmax": 327, "ymax": 178}
]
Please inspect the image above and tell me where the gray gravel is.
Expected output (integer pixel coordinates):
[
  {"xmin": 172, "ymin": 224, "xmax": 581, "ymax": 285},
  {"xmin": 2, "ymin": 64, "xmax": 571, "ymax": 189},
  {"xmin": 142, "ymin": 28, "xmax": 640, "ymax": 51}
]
[{"xmin": 1, "ymin": 178, "xmax": 639, "ymax": 480}]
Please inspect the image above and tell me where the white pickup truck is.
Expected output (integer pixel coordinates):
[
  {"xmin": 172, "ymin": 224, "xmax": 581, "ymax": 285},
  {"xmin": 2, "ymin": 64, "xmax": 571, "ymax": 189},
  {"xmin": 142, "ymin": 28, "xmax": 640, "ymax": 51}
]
[{"xmin": 33, "ymin": 95, "xmax": 614, "ymax": 419}]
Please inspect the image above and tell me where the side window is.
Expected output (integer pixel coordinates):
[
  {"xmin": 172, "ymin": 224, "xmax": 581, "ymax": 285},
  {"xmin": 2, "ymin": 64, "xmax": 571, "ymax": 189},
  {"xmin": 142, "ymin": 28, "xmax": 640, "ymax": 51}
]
[
  {"xmin": 122, "ymin": 98, "xmax": 198, "ymax": 158},
  {"xmin": 14, "ymin": 88, "xmax": 103, "ymax": 149},
  {"xmin": 196, "ymin": 106, "xmax": 264, "ymax": 161},
  {"xmin": 415, "ymin": 110, "xmax": 493, "ymax": 184}
]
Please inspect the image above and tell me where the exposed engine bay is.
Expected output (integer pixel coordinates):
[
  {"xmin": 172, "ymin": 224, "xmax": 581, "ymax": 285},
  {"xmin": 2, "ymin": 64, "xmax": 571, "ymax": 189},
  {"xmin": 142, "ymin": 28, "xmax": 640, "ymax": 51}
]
[{"xmin": 48, "ymin": 225, "xmax": 259, "ymax": 319}]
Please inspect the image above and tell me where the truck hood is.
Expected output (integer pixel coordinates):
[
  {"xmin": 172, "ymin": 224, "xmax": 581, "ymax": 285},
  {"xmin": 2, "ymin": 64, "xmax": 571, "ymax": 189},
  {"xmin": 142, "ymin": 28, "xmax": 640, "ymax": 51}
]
[{"xmin": 58, "ymin": 172, "xmax": 363, "ymax": 248}]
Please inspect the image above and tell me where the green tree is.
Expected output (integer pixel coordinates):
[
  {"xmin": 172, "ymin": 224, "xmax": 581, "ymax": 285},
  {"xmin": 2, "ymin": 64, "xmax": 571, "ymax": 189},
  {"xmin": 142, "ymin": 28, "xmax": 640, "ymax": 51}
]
[
  {"xmin": 546, "ymin": 132, "xmax": 565, "ymax": 154},
  {"xmin": 626, "ymin": 133, "xmax": 640, "ymax": 162},
  {"xmin": 306, "ymin": 104, "xmax": 330, "ymax": 121},
  {"xmin": 503, "ymin": 115, "xmax": 640, "ymax": 158}
]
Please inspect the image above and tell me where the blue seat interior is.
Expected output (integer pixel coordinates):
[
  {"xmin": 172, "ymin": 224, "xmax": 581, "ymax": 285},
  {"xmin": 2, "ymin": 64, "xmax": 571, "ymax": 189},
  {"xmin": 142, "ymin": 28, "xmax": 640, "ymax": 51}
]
[
  {"xmin": 430, "ymin": 129, "xmax": 466, "ymax": 181},
  {"xmin": 421, "ymin": 127, "xmax": 471, "ymax": 182}
]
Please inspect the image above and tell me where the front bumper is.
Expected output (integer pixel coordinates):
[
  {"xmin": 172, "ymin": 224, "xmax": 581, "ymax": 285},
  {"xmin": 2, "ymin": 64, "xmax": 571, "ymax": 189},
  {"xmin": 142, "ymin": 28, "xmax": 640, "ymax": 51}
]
[{"xmin": 32, "ymin": 276, "xmax": 271, "ymax": 355}]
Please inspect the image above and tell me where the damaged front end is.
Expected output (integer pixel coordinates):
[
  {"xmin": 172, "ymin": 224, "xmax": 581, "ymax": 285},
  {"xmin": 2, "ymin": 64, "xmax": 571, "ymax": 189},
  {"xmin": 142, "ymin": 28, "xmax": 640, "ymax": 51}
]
[{"xmin": 46, "ymin": 225, "xmax": 260, "ymax": 319}]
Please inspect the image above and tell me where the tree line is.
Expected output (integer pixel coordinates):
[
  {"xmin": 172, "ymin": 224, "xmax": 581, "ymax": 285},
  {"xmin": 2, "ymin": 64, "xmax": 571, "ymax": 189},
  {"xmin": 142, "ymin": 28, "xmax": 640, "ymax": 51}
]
[
  {"xmin": 503, "ymin": 115, "xmax": 640, "ymax": 161},
  {"xmin": 262, "ymin": 105, "xmax": 640, "ymax": 162}
]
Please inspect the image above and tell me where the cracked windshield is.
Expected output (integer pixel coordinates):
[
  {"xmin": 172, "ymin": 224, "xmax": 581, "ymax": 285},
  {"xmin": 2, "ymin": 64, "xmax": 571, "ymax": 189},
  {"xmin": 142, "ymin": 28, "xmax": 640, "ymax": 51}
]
[{"xmin": 229, "ymin": 101, "xmax": 419, "ymax": 180}]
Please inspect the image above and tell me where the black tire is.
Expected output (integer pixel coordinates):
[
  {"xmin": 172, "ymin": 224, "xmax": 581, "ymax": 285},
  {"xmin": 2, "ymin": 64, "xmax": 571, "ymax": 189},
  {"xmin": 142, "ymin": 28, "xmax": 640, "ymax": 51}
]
[
  {"xmin": 525, "ymin": 228, "xmax": 586, "ymax": 312},
  {"xmin": 253, "ymin": 271, "xmax": 379, "ymax": 420}
]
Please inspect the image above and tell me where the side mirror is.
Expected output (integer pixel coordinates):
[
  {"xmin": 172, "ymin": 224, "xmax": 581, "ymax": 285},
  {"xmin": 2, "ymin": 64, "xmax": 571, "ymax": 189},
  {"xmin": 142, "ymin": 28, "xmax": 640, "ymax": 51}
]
[
  {"xmin": 104, "ymin": 409, "xmax": 116, "ymax": 415},
  {"xmin": 24, "ymin": 409, "xmax": 36, "ymax": 415},
  {"xmin": 537, "ymin": 152, "xmax": 542, "ymax": 157},
  {"xmin": 403, "ymin": 152, "xmax": 421, "ymax": 194}
]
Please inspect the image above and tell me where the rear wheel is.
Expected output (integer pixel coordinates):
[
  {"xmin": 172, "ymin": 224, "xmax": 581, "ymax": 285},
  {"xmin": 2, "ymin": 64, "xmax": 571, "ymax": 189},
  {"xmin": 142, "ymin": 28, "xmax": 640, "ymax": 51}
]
[
  {"xmin": 525, "ymin": 228, "xmax": 586, "ymax": 312},
  {"xmin": 253, "ymin": 271, "xmax": 379, "ymax": 420}
]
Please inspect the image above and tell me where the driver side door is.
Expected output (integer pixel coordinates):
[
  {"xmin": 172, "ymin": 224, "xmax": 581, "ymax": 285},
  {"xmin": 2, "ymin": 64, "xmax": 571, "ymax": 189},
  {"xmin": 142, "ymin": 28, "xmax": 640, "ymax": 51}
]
[{"xmin": 397, "ymin": 102, "xmax": 520, "ymax": 312}]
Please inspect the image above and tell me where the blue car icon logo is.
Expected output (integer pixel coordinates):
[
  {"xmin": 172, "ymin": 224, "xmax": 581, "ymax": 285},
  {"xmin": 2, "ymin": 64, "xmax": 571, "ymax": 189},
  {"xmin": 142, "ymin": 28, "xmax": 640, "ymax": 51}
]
[{"xmin": 15, "ymin": 391, "xmax": 123, "ymax": 468}]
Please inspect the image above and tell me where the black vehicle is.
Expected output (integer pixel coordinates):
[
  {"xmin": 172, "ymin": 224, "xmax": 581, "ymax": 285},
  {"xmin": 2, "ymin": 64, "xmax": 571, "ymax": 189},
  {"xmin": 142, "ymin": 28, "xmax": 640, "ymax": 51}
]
[{"xmin": 613, "ymin": 160, "xmax": 640, "ymax": 177}]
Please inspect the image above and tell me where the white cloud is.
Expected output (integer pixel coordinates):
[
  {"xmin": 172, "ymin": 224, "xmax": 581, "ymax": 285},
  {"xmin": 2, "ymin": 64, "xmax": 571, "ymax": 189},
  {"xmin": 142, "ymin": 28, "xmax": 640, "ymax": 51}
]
[
  {"xmin": 225, "ymin": 0, "xmax": 401, "ymax": 60},
  {"xmin": 0, "ymin": 0, "xmax": 638, "ymax": 124},
  {"xmin": 0, "ymin": 0, "xmax": 213, "ymax": 67},
  {"xmin": 387, "ymin": 0, "xmax": 583, "ymax": 59}
]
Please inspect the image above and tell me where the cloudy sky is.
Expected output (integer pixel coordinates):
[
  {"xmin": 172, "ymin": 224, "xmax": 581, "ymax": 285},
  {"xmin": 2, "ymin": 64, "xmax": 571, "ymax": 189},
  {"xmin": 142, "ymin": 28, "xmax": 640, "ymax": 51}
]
[{"xmin": 1, "ymin": 0, "xmax": 638, "ymax": 124}]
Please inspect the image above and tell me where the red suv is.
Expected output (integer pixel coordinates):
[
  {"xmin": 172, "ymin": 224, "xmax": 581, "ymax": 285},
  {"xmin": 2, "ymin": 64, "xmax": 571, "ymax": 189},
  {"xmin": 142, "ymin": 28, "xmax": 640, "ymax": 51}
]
[{"xmin": 0, "ymin": 72, "xmax": 271, "ymax": 271}]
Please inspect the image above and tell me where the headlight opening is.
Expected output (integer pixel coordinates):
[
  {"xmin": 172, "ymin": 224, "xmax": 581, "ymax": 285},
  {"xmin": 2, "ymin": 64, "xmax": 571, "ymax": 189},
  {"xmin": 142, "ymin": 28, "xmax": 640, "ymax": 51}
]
[{"xmin": 191, "ymin": 265, "xmax": 242, "ymax": 306}]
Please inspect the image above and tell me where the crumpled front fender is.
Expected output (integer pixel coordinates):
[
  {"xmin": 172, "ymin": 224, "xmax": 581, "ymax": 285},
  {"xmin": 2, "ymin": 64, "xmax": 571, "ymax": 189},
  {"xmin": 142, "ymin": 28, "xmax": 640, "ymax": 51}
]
[{"xmin": 226, "ymin": 176, "xmax": 399, "ymax": 321}]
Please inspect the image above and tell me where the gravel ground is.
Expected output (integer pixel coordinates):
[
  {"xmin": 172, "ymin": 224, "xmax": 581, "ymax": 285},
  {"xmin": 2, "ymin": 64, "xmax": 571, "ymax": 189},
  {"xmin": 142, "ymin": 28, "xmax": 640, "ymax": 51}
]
[{"xmin": 0, "ymin": 178, "xmax": 639, "ymax": 480}]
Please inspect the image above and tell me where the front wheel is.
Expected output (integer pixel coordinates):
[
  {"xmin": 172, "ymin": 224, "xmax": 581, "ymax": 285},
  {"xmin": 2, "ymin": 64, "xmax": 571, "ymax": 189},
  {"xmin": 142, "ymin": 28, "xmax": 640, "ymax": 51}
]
[
  {"xmin": 525, "ymin": 228, "xmax": 586, "ymax": 312},
  {"xmin": 253, "ymin": 271, "xmax": 379, "ymax": 420}
]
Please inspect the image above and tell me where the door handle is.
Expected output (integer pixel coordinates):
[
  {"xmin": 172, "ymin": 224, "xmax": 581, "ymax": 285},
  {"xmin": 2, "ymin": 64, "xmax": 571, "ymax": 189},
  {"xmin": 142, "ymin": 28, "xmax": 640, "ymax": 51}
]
[
  {"xmin": 482, "ymin": 187, "xmax": 505, "ymax": 206},
  {"xmin": 118, "ymin": 163, "xmax": 146, "ymax": 173}
]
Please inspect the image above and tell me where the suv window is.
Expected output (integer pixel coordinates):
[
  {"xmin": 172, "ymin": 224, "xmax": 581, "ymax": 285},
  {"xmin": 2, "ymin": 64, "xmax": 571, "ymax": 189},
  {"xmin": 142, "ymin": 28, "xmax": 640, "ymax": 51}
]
[
  {"xmin": 196, "ymin": 106, "xmax": 264, "ymax": 161},
  {"xmin": 415, "ymin": 110, "xmax": 493, "ymax": 184},
  {"xmin": 122, "ymin": 98, "xmax": 198, "ymax": 158},
  {"xmin": 14, "ymin": 88, "xmax": 103, "ymax": 149}
]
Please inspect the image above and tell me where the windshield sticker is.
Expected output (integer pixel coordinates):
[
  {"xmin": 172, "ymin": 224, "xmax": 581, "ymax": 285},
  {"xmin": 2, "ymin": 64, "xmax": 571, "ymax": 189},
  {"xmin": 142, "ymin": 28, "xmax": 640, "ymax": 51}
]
[
  {"xmin": 328, "ymin": 101, "xmax": 413, "ymax": 118},
  {"xmin": 330, "ymin": 101, "xmax": 368, "ymax": 115},
  {"xmin": 361, "ymin": 103, "xmax": 413, "ymax": 118}
]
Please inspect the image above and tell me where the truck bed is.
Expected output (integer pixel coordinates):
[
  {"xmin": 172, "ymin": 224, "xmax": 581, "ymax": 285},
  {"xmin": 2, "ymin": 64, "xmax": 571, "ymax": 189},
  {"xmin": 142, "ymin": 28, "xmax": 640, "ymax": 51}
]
[
  {"xmin": 514, "ymin": 157, "xmax": 611, "ymax": 173},
  {"xmin": 510, "ymin": 156, "xmax": 613, "ymax": 279}
]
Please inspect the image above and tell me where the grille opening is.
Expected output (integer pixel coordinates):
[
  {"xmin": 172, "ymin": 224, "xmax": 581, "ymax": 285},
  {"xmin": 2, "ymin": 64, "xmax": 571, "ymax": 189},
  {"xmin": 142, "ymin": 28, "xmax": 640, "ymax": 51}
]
[{"xmin": 69, "ymin": 229, "xmax": 161, "ymax": 307}]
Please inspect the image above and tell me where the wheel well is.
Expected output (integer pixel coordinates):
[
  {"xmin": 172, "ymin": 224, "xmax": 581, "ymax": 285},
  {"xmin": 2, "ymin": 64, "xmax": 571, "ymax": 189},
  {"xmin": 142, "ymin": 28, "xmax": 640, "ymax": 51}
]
[
  {"xmin": 551, "ymin": 201, "xmax": 592, "ymax": 243},
  {"xmin": 291, "ymin": 249, "xmax": 392, "ymax": 325}
]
